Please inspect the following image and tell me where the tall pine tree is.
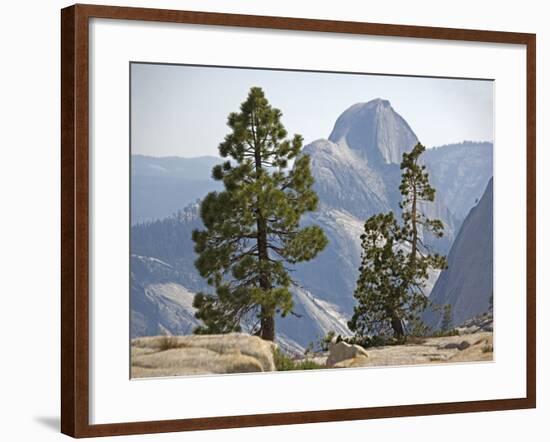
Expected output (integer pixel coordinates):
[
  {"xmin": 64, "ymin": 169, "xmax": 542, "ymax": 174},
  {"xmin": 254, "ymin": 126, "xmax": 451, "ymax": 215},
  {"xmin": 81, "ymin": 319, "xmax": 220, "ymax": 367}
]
[
  {"xmin": 192, "ymin": 87, "xmax": 327, "ymax": 341},
  {"xmin": 399, "ymin": 142, "xmax": 446, "ymax": 267},
  {"xmin": 349, "ymin": 142, "xmax": 447, "ymax": 338}
]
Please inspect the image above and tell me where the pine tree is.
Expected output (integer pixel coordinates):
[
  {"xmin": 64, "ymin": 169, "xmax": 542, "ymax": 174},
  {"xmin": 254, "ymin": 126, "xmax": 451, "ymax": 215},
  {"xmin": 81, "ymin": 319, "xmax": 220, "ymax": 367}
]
[
  {"xmin": 349, "ymin": 142, "xmax": 447, "ymax": 338},
  {"xmin": 192, "ymin": 87, "xmax": 327, "ymax": 341},
  {"xmin": 399, "ymin": 142, "xmax": 446, "ymax": 267},
  {"xmin": 397, "ymin": 142, "xmax": 447, "ymax": 333},
  {"xmin": 441, "ymin": 304, "xmax": 453, "ymax": 332},
  {"xmin": 347, "ymin": 213, "xmax": 413, "ymax": 337}
]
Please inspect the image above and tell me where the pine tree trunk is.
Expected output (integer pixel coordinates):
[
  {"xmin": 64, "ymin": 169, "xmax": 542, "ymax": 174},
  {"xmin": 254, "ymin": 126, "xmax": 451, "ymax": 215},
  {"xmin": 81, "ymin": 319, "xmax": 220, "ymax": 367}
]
[
  {"xmin": 257, "ymin": 222, "xmax": 275, "ymax": 341},
  {"xmin": 260, "ymin": 313, "xmax": 275, "ymax": 341},
  {"xmin": 252, "ymin": 110, "xmax": 275, "ymax": 341},
  {"xmin": 391, "ymin": 315, "xmax": 405, "ymax": 337},
  {"xmin": 411, "ymin": 178, "xmax": 418, "ymax": 264},
  {"xmin": 256, "ymin": 216, "xmax": 275, "ymax": 340}
]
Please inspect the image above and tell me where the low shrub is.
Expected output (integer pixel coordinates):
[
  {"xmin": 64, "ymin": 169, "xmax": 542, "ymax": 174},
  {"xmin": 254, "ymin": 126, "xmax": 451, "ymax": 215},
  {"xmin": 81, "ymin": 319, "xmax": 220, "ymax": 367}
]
[
  {"xmin": 319, "ymin": 331, "xmax": 336, "ymax": 351},
  {"xmin": 340, "ymin": 334, "xmax": 390, "ymax": 349},
  {"xmin": 273, "ymin": 348, "xmax": 325, "ymax": 371},
  {"xmin": 295, "ymin": 359, "xmax": 325, "ymax": 370},
  {"xmin": 158, "ymin": 335, "xmax": 180, "ymax": 351},
  {"xmin": 430, "ymin": 328, "xmax": 460, "ymax": 338}
]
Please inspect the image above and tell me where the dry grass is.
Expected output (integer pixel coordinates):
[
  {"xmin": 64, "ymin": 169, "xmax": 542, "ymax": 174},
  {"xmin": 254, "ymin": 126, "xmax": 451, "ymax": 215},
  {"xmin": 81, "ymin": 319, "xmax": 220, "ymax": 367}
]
[{"xmin": 158, "ymin": 335, "xmax": 182, "ymax": 351}]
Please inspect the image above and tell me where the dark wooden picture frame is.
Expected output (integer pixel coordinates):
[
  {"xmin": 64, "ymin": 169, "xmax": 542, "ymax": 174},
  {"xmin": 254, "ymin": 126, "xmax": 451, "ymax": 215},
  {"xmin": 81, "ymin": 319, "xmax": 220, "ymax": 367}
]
[{"xmin": 61, "ymin": 3, "xmax": 536, "ymax": 438}]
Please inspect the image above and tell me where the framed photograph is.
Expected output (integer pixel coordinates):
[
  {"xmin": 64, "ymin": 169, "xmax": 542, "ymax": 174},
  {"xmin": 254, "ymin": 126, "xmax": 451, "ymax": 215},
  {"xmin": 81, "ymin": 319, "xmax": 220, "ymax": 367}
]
[{"xmin": 61, "ymin": 4, "xmax": 536, "ymax": 438}]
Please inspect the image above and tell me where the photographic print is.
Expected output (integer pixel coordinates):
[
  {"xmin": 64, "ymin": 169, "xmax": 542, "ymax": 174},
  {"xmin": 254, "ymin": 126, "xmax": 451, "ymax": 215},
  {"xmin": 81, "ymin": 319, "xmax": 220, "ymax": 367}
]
[{"xmin": 130, "ymin": 63, "xmax": 494, "ymax": 378}]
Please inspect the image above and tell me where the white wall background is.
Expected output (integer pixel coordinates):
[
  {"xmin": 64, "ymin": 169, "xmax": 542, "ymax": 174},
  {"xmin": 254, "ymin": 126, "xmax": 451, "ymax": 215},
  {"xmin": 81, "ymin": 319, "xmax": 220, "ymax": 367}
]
[{"xmin": 0, "ymin": 0, "xmax": 545, "ymax": 440}]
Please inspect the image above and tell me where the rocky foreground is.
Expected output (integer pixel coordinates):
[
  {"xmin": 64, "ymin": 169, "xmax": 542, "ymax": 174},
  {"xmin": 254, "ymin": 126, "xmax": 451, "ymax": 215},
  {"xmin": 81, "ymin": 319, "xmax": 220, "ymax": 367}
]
[
  {"xmin": 303, "ymin": 332, "xmax": 493, "ymax": 368},
  {"xmin": 131, "ymin": 331, "xmax": 493, "ymax": 378},
  {"xmin": 132, "ymin": 333, "xmax": 276, "ymax": 378}
]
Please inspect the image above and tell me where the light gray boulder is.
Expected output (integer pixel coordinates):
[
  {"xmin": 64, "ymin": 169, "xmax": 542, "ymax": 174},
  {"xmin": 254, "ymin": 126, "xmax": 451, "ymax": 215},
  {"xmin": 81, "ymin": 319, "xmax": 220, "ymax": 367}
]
[
  {"xmin": 131, "ymin": 333, "xmax": 277, "ymax": 377},
  {"xmin": 326, "ymin": 341, "xmax": 368, "ymax": 367}
]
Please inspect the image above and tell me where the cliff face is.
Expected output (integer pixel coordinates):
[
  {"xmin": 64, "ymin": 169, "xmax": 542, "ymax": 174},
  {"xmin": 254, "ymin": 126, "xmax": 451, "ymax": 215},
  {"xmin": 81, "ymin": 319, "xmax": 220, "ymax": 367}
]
[{"xmin": 424, "ymin": 178, "xmax": 493, "ymax": 328}]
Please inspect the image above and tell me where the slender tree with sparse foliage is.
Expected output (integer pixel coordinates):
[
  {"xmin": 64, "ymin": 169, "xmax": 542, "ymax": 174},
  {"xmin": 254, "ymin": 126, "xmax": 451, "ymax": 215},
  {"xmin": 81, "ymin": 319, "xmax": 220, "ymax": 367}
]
[
  {"xmin": 441, "ymin": 304, "xmax": 453, "ymax": 332},
  {"xmin": 399, "ymin": 143, "xmax": 446, "ymax": 268},
  {"xmin": 349, "ymin": 142, "xmax": 447, "ymax": 338},
  {"xmin": 192, "ymin": 87, "xmax": 328, "ymax": 341}
]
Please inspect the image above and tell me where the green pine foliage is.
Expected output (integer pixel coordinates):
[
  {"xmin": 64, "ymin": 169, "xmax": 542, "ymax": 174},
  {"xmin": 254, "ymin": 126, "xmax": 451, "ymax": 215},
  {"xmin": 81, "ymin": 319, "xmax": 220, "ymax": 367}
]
[
  {"xmin": 192, "ymin": 87, "xmax": 328, "ymax": 341},
  {"xmin": 349, "ymin": 142, "xmax": 447, "ymax": 338},
  {"xmin": 348, "ymin": 212, "xmax": 414, "ymax": 337},
  {"xmin": 399, "ymin": 143, "xmax": 447, "ymax": 269}
]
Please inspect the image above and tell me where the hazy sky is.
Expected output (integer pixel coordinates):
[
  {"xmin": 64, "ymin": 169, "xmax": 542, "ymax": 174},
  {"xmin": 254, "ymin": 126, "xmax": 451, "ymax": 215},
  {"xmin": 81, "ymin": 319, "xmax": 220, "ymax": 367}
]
[{"xmin": 131, "ymin": 63, "xmax": 493, "ymax": 158}]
